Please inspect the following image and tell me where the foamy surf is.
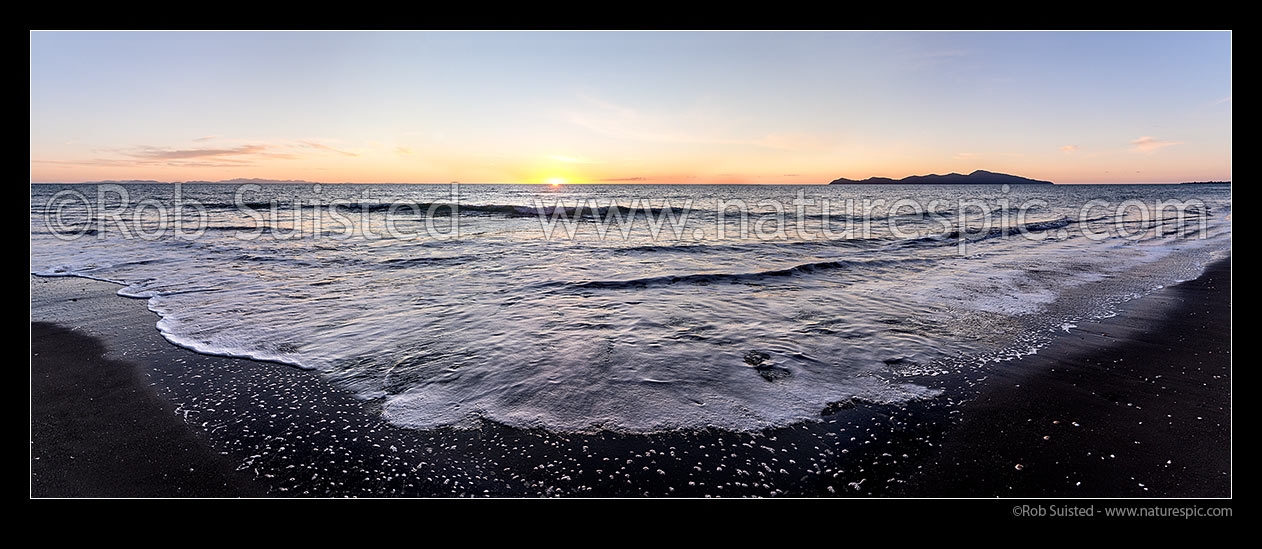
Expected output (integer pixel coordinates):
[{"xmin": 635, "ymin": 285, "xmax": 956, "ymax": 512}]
[{"xmin": 30, "ymin": 182, "xmax": 1231, "ymax": 433}]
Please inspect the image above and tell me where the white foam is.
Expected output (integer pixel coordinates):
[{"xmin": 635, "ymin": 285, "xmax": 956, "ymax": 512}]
[{"xmin": 29, "ymin": 184, "xmax": 1232, "ymax": 433}]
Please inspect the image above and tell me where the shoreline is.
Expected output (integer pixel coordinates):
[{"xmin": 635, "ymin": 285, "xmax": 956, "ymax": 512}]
[
  {"xmin": 31, "ymin": 322, "xmax": 264, "ymax": 497},
  {"xmin": 29, "ymin": 257, "xmax": 1231, "ymax": 497},
  {"xmin": 901, "ymin": 256, "xmax": 1231, "ymax": 497}
]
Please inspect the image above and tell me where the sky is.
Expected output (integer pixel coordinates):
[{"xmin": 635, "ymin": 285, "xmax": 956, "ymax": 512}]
[{"xmin": 29, "ymin": 31, "xmax": 1231, "ymax": 184}]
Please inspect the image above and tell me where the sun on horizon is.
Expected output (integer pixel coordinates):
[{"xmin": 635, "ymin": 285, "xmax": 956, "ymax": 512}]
[{"xmin": 29, "ymin": 31, "xmax": 1230, "ymax": 185}]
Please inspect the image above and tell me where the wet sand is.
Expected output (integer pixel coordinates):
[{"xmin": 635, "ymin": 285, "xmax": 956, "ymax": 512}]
[
  {"xmin": 900, "ymin": 257, "xmax": 1231, "ymax": 497},
  {"xmin": 31, "ymin": 322, "xmax": 263, "ymax": 497},
  {"xmin": 29, "ymin": 257, "xmax": 1230, "ymax": 497}
]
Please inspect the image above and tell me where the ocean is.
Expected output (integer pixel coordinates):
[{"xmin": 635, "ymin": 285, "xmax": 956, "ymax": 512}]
[{"xmin": 29, "ymin": 182, "xmax": 1232, "ymax": 434}]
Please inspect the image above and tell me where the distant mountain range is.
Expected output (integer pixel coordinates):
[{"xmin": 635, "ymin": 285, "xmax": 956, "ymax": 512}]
[{"xmin": 829, "ymin": 170, "xmax": 1054, "ymax": 185}]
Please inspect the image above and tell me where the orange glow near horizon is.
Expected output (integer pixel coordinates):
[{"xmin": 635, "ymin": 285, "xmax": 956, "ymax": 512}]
[
  {"xmin": 30, "ymin": 32, "xmax": 1230, "ymax": 186},
  {"xmin": 27, "ymin": 143, "xmax": 1232, "ymax": 185},
  {"xmin": 25, "ymin": 152, "xmax": 1233, "ymax": 185}
]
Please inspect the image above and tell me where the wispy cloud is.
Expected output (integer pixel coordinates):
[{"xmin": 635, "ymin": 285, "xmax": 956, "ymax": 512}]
[
  {"xmin": 125, "ymin": 144, "xmax": 283, "ymax": 161},
  {"xmin": 750, "ymin": 133, "xmax": 838, "ymax": 152},
  {"xmin": 396, "ymin": 146, "xmax": 415, "ymax": 156},
  {"xmin": 33, "ymin": 158, "xmax": 149, "ymax": 168},
  {"xmin": 566, "ymin": 94, "xmax": 838, "ymax": 151},
  {"xmin": 193, "ymin": 135, "xmax": 217, "ymax": 142},
  {"xmin": 300, "ymin": 140, "xmax": 359, "ymax": 157},
  {"xmin": 953, "ymin": 152, "xmax": 978, "ymax": 160},
  {"xmin": 566, "ymin": 96, "xmax": 711, "ymax": 145},
  {"xmin": 594, "ymin": 176, "xmax": 648, "ymax": 182},
  {"xmin": 36, "ymin": 138, "xmax": 361, "ymax": 169},
  {"xmin": 34, "ymin": 155, "xmax": 273, "ymax": 169},
  {"xmin": 1130, "ymin": 136, "xmax": 1182, "ymax": 154},
  {"xmin": 1060, "ymin": 145, "xmax": 1079, "ymax": 153}
]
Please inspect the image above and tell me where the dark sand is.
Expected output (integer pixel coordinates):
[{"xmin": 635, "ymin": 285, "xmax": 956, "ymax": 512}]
[
  {"xmin": 31, "ymin": 322, "xmax": 263, "ymax": 497},
  {"xmin": 900, "ymin": 257, "xmax": 1231, "ymax": 497},
  {"xmin": 29, "ymin": 258, "xmax": 1230, "ymax": 498}
]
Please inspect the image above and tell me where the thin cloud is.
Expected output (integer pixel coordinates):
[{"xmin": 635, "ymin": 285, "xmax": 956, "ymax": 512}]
[
  {"xmin": 122, "ymin": 144, "xmax": 301, "ymax": 163},
  {"xmin": 396, "ymin": 146, "xmax": 415, "ymax": 156},
  {"xmin": 1060, "ymin": 145, "xmax": 1079, "ymax": 153},
  {"xmin": 35, "ymin": 137, "xmax": 382, "ymax": 172},
  {"xmin": 147, "ymin": 160, "xmax": 264, "ymax": 168},
  {"xmin": 33, "ymin": 158, "xmax": 149, "ymax": 168},
  {"xmin": 1131, "ymin": 136, "xmax": 1182, "ymax": 154},
  {"xmin": 751, "ymin": 132, "xmax": 838, "ymax": 152},
  {"xmin": 300, "ymin": 140, "xmax": 359, "ymax": 157},
  {"xmin": 45, "ymin": 142, "xmax": 303, "ymax": 169},
  {"xmin": 566, "ymin": 97, "xmax": 708, "ymax": 145},
  {"xmin": 125, "ymin": 144, "xmax": 266, "ymax": 160},
  {"xmin": 568, "ymin": 95, "xmax": 838, "ymax": 151},
  {"xmin": 595, "ymin": 176, "xmax": 648, "ymax": 182},
  {"xmin": 36, "ymin": 156, "xmax": 266, "ymax": 169}
]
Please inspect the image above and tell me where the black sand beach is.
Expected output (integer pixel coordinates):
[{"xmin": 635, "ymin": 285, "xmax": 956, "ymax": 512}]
[
  {"xmin": 31, "ymin": 322, "xmax": 263, "ymax": 497},
  {"xmin": 29, "ymin": 258, "xmax": 1231, "ymax": 498},
  {"xmin": 902, "ymin": 257, "xmax": 1232, "ymax": 497}
]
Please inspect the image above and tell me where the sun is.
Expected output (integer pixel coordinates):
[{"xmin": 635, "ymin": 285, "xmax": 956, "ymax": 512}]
[{"xmin": 546, "ymin": 177, "xmax": 567, "ymax": 186}]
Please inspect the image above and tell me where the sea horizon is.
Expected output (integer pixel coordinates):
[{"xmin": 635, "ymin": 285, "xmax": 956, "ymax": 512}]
[{"xmin": 30, "ymin": 30, "xmax": 1232, "ymax": 509}]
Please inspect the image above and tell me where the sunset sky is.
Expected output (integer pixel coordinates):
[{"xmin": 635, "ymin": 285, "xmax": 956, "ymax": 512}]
[{"xmin": 30, "ymin": 31, "xmax": 1231, "ymax": 184}]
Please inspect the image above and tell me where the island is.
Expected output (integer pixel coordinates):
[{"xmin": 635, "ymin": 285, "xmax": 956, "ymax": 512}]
[{"xmin": 829, "ymin": 170, "xmax": 1054, "ymax": 185}]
